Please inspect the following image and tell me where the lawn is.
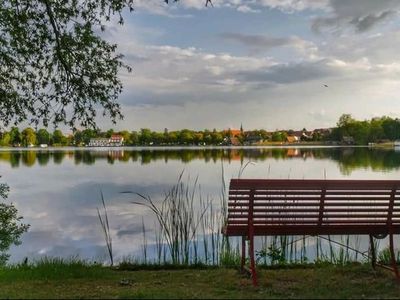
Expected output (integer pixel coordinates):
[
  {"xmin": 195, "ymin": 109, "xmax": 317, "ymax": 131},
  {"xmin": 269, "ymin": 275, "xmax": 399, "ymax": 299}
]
[{"xmin": 0, "ymin": 261, "xmax": 399, "ymax": 299}]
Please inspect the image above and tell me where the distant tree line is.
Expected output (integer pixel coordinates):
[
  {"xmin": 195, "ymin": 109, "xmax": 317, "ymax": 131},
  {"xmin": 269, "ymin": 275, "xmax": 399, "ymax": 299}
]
[
  {"xmin": 330, "ymin": 114, "xmax": 400, "ymax": 145},
  {"xmin": 0, "ymin": 127, "xmax": 232, "ymax": 147},
  {"xmin": 1, "ymin": 114, "xmax": 400, "ymax": 147}
]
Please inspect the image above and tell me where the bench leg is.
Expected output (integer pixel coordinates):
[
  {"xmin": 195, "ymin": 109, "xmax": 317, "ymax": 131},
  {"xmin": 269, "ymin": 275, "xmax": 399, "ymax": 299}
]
[
  {"xmin": 369, "ymin": 234, "xmax": 376, "ymax": 270},
  {"xmin": 249, "ymin": 234, "xmax": 258, "ymax": 286},
  {"xmin": 389, "ymin": 233, "xmax": 399, "ymax": 280},
  {"xmin": 241, "ymin": 236, "xmax": 246, "ymax": 272}
]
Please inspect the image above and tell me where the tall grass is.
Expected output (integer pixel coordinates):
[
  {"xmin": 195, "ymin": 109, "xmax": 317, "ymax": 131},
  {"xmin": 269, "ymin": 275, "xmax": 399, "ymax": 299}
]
[
  {"xmin": 131, "ymin": 171, "xmax": 215, "ymax": 265},
  {"xmin": 115, "ymin": 163, "xmax": 399, "ymax": 268},
  {"xmin": 97, "ymin": 191, "xmax": 113, "ymax": 266}
]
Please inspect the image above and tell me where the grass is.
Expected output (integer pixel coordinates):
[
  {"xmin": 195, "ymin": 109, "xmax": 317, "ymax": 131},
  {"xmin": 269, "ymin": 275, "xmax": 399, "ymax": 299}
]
[{"xmin": 0, "ymin": 261, "xmax": 399, "ymax": 299}]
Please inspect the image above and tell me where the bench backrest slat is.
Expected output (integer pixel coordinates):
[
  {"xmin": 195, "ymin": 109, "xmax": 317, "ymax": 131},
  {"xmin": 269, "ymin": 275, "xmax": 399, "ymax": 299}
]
[{"xmin": 227, "ymin": 179, "xmax": 400, "ymax": 228}]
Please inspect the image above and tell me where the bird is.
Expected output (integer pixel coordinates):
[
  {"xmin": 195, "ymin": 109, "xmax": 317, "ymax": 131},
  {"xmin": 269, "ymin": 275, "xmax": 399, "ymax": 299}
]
[
  {"xmin": 323, "ymin": 84, "xmax": 328, "ymax": 87},
  {"xmin": 206, "ymin": 0, "xmax": 214, "ymax": 7}
]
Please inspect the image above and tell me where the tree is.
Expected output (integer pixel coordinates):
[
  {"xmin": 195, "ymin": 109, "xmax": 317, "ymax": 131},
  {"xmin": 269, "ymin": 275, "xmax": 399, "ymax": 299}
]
[
  {"xmin": 118, "ymin": 130, "xmax": 131, "ymax": 145},
  {"xmin": 382, "ymin": 117, "xmax": 400, "ymax": 140},
  {"xmin": 130, "ymin": 131, "xmax": 139, "ymax": 145},
  {"xmin": 105, "ymin": 129, "xmax": 115, "ymax": 138},
  {"xmin": 73, "ymin": 130, "xmax": 83, "ymax": 146},
  {"xmin": 151, "ymin": 131, "xmax": 164, "ymax": 145},
  {"xmin": 167, "ymin": 131, "xmax": 178, "ymax": 145},
  {"xmin": 179, "ymin": 129, "xmax": 194, "ymax": 144},
  {"xmin": 21, "ymin": 127, "xmax": 36, "ymax": 146},
  {"xmin": 81, "ymin": 128, "xmax": 96, "ymax": 145},
  {"xmin": 36, "ymin": 128, "xmax": 50, "ymax": 145},
  {"xmin": 271, "ymin": 131, "xmax": 287, "ymax": 142},
  {"xmin": 139, "ymin": 128, "xmax": 152, "ymax": 145},
  {"xmin": 0, "ymin": 1, "xmax": 212, "ymax": 129},
  {"xmin": 337, "ymin": 114, "xmax": 355, "ymax": 128},
  {"xmin": 0, "ymin": 132, "xmax": 11, "ymax": 146},
  {"xmin": 211, "ymin": 129, "xmax": 223, "ymax": 145},
  {"xmin": 9, "ymin": 127, "xmax": 21, "ymax": 146},
  {"xmin": 52, "ymin": 129, "xmax": 65, "ymax": 145},
  {"xmin": 0, "ymin": 181, "xmax": 29, "ymax": 265},
  {"xmin": 0, "ymin": 0, "xmax": 135, "ymax": 129}
]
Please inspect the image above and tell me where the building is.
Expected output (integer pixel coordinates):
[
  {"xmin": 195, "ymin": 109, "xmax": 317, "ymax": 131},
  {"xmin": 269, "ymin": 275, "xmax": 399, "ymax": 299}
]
[
  {"xmin": 342, "ymin": 136, "xmax": 355, "ymax": 145},
  {"xmin": 244, "ymin": 133, "xmax": 264, "ymax": 145},
  {"xmin": 88, "ymin": 138, "xmax": 110, "ymax": 147},
  {"xmin": 224, "ymin": 128, "xmax": 242, "ymax": 137},
  {"xmin": 88, "ymin": 135, "xmax": 124, "ymax": 147},
  {"xmin": 229, "ymin": 137, "xmax": 241, "ymax": 146},
  {"xmin": 286, "ymin": 136, "xmax": 299, "ymax": 143},
  {"xmin": 109, "ymin": 134, "xmax": 124, "ymax": 146}
]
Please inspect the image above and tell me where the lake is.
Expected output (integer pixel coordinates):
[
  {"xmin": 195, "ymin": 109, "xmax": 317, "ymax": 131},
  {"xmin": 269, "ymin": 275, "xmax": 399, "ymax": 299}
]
[{"xmin": 1, "ymin": 146, "xmax": 400, "ymax": 264}]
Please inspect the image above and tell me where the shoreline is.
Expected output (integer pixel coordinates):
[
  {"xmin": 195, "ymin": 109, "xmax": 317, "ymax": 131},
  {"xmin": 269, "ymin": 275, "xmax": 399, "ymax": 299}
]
[{"xmin": 0, "ymin": 144, "xmax": 390, "ymax": 152}]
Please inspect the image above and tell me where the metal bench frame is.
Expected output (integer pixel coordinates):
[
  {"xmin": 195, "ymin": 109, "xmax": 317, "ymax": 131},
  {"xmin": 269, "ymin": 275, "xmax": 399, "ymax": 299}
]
[{"xmin": 223, "ymin": 179, "xmax": 400, "ymax": 286}]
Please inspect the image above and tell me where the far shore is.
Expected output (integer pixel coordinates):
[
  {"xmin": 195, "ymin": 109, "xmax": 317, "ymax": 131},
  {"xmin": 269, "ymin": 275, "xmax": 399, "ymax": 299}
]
[{"xmin": 0, "ymin": 142, "xmax": 395, "ymax": 151}]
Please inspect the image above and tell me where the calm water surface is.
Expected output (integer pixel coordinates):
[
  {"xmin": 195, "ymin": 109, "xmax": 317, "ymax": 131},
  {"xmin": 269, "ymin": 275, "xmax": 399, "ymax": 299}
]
[{"xmin": 1, "ymin": 146, "xmax": 400, "ymax": 263}]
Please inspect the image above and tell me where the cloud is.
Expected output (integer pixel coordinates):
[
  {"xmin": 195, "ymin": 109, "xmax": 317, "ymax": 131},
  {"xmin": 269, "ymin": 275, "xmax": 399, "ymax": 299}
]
[
  {"xmin": 219, "ymin": 33, "xmax": 319, "ymax": 58},
  {"xmin": 236, "ymin": 5, "xmax": 261, "ymax": 13},
  {"xmin": 235, "ymin": 59, "xmax": 342, "ymax": 86},
  {"xmin": 350, "ymin": 10, "xmax": 395, "ymax": 32},
  {"xmin": 130, "ymin": 0, "xmax": 329, "ymax": 15},
  {"xmin": 117, "ymin": 36, "xmax": 400, "ymax": 108},
  {"xmin": 257, "ymin": 0, "xmax": 329, "ymax": 12},
  {"xmin": 312, "ymin": 0, "xmax": 400, "ymax": 33},
  {"xmin": 82, "ymin": 3, "xmax": 400, "ymax": 130},
  {"xmin": 220, "ymin": 32, "xmax": 294, "ymax": 49},
  {"xmin": 319, "ymin": 29, "xmax": 400, "ymax": 65}
]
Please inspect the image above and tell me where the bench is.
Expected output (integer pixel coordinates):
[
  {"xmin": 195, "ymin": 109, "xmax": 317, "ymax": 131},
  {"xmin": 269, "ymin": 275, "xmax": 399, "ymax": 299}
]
[{"xmin": 222, "ymin": 179, "xmax": 400, "ymax": 286}]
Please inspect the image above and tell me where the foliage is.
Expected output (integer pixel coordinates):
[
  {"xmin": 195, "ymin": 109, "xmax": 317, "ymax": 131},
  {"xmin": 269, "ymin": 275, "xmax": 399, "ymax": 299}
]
[
  {"xmin": 36, "ymin": 128, "xmax": 50, "ymax": 145},
  {"xmin": 256, "ymin": 245, "xmax": 286, "ymax": 266},
  {"xmin": 0, "ymin": 1, "xmax": 214, "ymax": 129},
  {"xmin": 9, "ymin": 127, "xmax": 21, "ymax": 146},
  {"xmin": 332, "ymin": 114, "xmax": 400, "ymax": 144},
  {"xmin": 0, "ymin": 181, "xmax": 29, "ymax": 265},
  {"xmin": 377, "ymin": 247, "xmax": 400, "ymax": 264},
  {"xmin": 271, "ymin": 131, "xmax": 287, "ymax": 142},
  {"xmin": 0, "ymin": 0, "xmax": 135, "ymax": 128},
  {"xmin": 2, "ymin": 114, "xmax": 400, "ymax": 147},
  {"xmin": 21, "ymin": 128, "xmax": 36, "ymax": 146}
]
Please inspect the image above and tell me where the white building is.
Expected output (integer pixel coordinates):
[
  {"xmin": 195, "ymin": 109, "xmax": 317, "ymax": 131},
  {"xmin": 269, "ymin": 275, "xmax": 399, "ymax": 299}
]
[{"xmin": 88, "ymin": 135, "xmax": 124, "ymax": 147}]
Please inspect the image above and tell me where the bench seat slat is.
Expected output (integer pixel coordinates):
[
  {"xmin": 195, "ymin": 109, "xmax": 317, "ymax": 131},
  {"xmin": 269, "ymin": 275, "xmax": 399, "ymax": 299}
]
[
  {"xmin": 230, "ymin": 179, "xmax": 400, "ymax": 190},
  {"xmin": 227, "ymin": 219, "xmax": 396, "ymax": 225},
  {"xmin": 228, "ymin": 214, "xmax": 391, "ymax": 219},
  {"xmin": 228, "ymin": 208, "xmax": 398, "ymax": 213},
  {"xmin": 223, "ymin": 225, "xmax": 400, "ymax": 236},
  {"xmin": 230, "ymin": 196, "xmax": 392, "ymax": 201},
  {"xmin": 242, "ymin": 202, "xmax": 392, "ymax": 207},
  {"xmin": 230, "ymin": 190, "xmax": 394, "ymax": 196}
]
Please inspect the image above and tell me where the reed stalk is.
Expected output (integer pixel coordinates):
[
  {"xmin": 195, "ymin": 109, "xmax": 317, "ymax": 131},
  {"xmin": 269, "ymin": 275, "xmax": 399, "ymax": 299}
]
[{"xmin": 96, "ymin": 191, "xmax": 113, "ymax": 266}]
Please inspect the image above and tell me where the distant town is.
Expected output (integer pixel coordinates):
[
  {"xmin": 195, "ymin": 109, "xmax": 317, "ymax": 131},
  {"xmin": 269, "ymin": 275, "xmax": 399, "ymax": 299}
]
[{"xmin": 1, "ymin": 114, "xmax": 400, "ymax": 147}]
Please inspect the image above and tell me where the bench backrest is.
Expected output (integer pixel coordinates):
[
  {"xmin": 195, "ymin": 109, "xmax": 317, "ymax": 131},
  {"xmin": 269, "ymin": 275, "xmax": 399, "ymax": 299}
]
[{"xmin": 227, "ymin": 179, "xmax": 400, "ymax": 234}]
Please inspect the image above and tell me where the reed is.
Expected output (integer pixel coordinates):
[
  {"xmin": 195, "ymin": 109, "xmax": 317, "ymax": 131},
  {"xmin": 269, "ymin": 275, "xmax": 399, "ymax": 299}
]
[
  {"xmin": 127, "ymin": 165, "xmax": 387, "ymax": 268},
  {"xmin": 96, "ymin": 191, "xmax": 113, "ymax": 266},
  {"xmin": 131, "ymin": 171, "xmax": 214, "ymax": 265}
]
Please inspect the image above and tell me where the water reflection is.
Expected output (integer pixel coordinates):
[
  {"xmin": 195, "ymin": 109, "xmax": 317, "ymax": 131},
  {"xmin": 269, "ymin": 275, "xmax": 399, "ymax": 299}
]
[
  {"xmin": 1, "ymin": 147, "xmax": 400, "ymax": 174},
  {"xmin": 3, "ymin": 146, "xmax": 400, "ymax": 263}
]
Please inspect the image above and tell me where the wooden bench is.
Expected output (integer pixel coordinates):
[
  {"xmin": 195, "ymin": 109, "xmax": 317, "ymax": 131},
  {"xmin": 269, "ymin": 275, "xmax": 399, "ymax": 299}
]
[{"xmin": 222, "ymin": 179, "xmax": 400, "ymax": 286}]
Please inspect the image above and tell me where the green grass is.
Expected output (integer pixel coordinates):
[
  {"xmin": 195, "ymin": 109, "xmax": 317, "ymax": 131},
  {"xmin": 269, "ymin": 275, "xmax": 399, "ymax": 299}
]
[{"xmin": 0, "ymin": 260, "xmax": 399, "ymax": 299}]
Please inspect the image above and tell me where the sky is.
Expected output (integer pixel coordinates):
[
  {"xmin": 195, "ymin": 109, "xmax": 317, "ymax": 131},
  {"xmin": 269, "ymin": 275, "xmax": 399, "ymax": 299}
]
[{"xmin": 99, "ymin": 0, "xmax": 400, "ymax": 132}]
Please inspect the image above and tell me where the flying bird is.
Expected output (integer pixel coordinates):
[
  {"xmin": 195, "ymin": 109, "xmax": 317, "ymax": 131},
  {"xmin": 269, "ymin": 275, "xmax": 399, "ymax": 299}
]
[{"xmin": 323, "ymin": 84, "xmax": 328, "ymax": 87}]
